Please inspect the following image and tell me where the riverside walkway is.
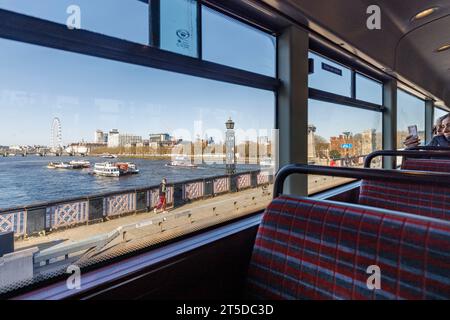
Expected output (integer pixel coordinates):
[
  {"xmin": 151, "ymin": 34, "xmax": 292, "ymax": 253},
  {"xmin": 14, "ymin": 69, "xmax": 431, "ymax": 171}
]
[{"xmin": 15, "ymin": 185, "xmax": 273, "ymax": 266}]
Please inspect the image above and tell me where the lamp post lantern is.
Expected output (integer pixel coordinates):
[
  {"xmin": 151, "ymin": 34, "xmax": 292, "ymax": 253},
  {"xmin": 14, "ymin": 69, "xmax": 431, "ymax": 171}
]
[{"xmin": 225, "ymin": 117, "xmax": 236, "ymax": 175}]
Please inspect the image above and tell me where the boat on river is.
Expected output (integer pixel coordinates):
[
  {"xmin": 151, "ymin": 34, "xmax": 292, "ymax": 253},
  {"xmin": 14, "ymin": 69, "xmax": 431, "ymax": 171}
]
[
  {"xmin": 93, "ymin": 162, "xmax": 139, "ymax": 177},
  {"xmin": 47, "ymin": 162, "xmax": 74, "ymax": 169},
  {"xmin": 69, "ymin": 160, "xmax": 91, "ymax": 168},
  {"xmin": 259, "ymin": 157, "xmax": 274, "ymax": 167},
  {"xmin": 166, "ymin": 156, "xmax": 197, "ymax": 168},
  {"xmin": 100, "ymin": 154, "xmax": 118, "ymax": 159}
]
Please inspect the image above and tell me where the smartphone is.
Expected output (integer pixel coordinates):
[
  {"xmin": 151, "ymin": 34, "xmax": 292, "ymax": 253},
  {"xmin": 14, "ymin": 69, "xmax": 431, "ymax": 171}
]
[{"xmin": 408, "ymin": 125, "xmax": 418, "ymax": 137}]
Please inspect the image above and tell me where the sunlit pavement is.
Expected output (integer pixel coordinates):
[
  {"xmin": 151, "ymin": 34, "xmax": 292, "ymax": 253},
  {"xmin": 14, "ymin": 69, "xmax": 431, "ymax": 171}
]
[{"xmin": 15, "ymin": 185, "xmax": 273, "ymax": 254}]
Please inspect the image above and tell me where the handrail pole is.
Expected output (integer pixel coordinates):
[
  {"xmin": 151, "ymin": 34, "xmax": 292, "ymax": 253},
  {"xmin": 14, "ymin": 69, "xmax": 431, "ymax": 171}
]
[
  {"xmin": 274, "ymin": 164, "xmax": 450, "ymax": 197},
  {"xmin": 364, "ymin": 150, "xmax": 450, "ymax": 168}
]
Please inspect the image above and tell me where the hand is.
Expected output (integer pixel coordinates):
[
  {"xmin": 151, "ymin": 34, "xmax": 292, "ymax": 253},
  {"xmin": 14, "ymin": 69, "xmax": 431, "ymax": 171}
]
[{"xmin": 404, "ymin": 135, "xmax": 420, "ymax": 148}]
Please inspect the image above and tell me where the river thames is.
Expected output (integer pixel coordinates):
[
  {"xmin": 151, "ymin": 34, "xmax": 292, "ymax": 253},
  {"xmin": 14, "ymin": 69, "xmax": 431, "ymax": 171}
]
[{"xmin": 0, "ymin": 156, "xmax": 263, "ymax": 209}]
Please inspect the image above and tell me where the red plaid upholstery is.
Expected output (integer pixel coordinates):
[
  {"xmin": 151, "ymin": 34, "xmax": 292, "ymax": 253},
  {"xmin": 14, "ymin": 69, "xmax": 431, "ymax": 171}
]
[
  {"xmin": 247, "ymin": 195, "xmax": 450, "ymax": 300},
  {"xmin": 402, "ymin": 159, "xmax": 450, "ymax": 173},
  {"xmin": 359, "ymin": 180, "xmax": 450, "ymax": 220}
]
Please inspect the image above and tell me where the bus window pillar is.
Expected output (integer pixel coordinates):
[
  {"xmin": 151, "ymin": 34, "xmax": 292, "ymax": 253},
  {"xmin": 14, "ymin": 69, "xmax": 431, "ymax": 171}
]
[
  {"xmin": 277, "ymin": 26, "xmax": 309, "ymax": 196},
  {"xmin": 425, "ymin": 99, "xmax": 435, "ymax": 145},
  {"xmin": 382, "ymin": 79, "xmax": 397, "ymax": 169}
]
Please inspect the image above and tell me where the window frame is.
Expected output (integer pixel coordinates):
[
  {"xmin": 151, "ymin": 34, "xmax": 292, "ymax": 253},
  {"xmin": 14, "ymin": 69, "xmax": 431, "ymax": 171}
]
[
  {"xmin": 0, "ymin": 5, "xmax": 279, "ymax": 92},
  {"xmin": 306, "ymin": 49, "xmax": 385, "ymax": 195},
  {"xmin": 435, "ymin": 106, "xmax": 448, "ymax": 119},
  {"xmin": 354, "ymin": 71, "xmax": 384, "ymax": 106},
  {"xmin": 396, "ymin": 88, "xmax": 426, "ymax": 138},
  {"xmin": 308, "ymin": 50, "xmax": 385, "ymax": 113},
  {"xmin": 0, "ymin": 2, "xmax": 278, "ymax": 298}
]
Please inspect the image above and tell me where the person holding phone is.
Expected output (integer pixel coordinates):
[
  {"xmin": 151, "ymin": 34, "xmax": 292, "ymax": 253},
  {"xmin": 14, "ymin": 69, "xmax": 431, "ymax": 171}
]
[
  {"xmin": 428, "ymin": 113, "xmax": 450, "ymax": 147},
  {"xmin": 403, "ymin": 125, "xmax": 420, "ymax": 148},
  {"xmin": 403, "ymin": 113, "xmax": 449, "ymax": 148}
]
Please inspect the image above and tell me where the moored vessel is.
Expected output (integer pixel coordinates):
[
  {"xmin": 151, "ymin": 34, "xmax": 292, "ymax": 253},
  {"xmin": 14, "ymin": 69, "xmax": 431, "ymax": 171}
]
[
  {"xmin": 47, "ymin": 162, "xmax": 73, "ymax": 169},
  {"xmin": 69, "ymin": 160, "xmax": 90, "ymax": 168},
  {"xmin": 93, "ymin": 162, "xmax": 120, "ymax": 177},
  {"xmin": 93, "ymin": 162, "xmax": 139, "ymax": 177},
  {"xmin": 100, "ymin": 153, "xmax": 118, "ymax": 159},
  {"xmin": 166, "ymin": 156, "xmax": 197, "ymax": 168}
]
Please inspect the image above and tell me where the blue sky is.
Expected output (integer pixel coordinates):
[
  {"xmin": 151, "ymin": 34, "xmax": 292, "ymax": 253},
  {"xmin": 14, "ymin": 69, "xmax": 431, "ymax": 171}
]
[
  {"xmin": 0, "ymin": 1, "xmax": 426, "ymax": 146},
  {"xmin": 0, "ymin": 0, "xmax": 275, "ymax": 146}
]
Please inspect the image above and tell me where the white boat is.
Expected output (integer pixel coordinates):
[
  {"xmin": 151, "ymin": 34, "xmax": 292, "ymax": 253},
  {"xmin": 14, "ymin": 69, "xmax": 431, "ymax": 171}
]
[
  {"xmin": 100, "ymin": 154, "xmax": 117, "ymax": 159},
  {"xmin": 69, "ymin": 160, "xmax": 90, "ymax": 168},
  {"xmin": 93, "ymin": 162, "xmax": 120, "ymax": 177},
  {"xmin": 259, "ymin": 157, "xmax": 274, "ymax": 167},
  {"xmin": 47, "ymin": 162, "xmax": 57, "ymax": 169},
  {"xmin": 47, "ymin": 162, "xmax": 73, "ymax": 169},
  {"xmin": 166, "ymin": 156, "xmax": 197, "ymax": 168},
  {"xmin": 93, "ymin": 162, "xmax": 139, "ymax": 177}
]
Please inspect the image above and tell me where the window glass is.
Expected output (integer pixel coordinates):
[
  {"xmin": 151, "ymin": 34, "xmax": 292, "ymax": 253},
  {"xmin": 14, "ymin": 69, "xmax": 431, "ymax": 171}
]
[
  {"xmin": 159, "ymin": 0, "xmax": 198, "ymax": 57},
  {"xmin": 356, "ymin": 73, "xmax": 383, "ymax": 105},
  {"xmin": 308, "ymin": 52, "xmax": 352, "ymax": 97},
  {"xmin": 0, "ymin": 0, "xmax": 148, "ymax": 44},
  {"xmin": 434, "ymin": 107, "xmax": 448, "ymax": 123},
  {"xmin": 202, "ymin": 6, "xmax": 276, "ymax": 76},
  {"xmin": 396, "ymin": 90, "xmax": 425, "ymax": 149},
  {"xmin": 0, "ymin": 38, "xmax": 275, "ymax": 294},
  {"xmin": 308, "ymin": 99, "xmax": 382, "ymax": 194}
]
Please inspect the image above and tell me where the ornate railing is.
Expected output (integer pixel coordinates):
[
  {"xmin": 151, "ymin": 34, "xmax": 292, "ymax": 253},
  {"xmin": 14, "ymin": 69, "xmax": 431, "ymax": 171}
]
[
  {"xmin": 0, "ymin": 170, "xmax": 273, "ymax": 238},
  {"xmin": 0, "ymin": 210, "xmax": 26, "ymax": 236},
  {"xmin": 47, "ymin": 201, "xmax": 89, "ymax": 229},
  {"xmin": 184, "ymin": 181, "xmax": 204, "ymax": 200},
  {"xmin": 237, "ymin": 174, "xmax": 252, "ymax": 190},
  {"xmin": 106, "ymin": 193, "xmax": 136, "ymax": 217},
  {"xmin": 213, "ymin": 177, "xmax": 230, "ymax": 195}
]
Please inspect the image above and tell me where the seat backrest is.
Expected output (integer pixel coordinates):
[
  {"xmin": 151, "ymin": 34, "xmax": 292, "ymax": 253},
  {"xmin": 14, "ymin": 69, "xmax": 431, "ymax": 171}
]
[
  {"xmin": 402, "ymin": 158, "xmax": 450, "ymax": 173},
  {"xmin": 247, "ymin": 195, "xmax": 450, "ymax": 300},
  {"xmin": 359, "ymin": 179, "xmax": 450, "ymax": 220}
]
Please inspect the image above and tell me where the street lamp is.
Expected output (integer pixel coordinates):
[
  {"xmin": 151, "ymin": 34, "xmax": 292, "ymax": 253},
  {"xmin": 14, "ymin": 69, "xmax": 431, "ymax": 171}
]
[{"xmin": 225, "ymin": 118, "xmax": 236, "ymax": 175}]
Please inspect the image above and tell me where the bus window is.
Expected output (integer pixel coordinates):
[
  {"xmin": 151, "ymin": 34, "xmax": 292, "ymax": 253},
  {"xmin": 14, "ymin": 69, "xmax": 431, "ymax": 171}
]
[
  {"xmin": 397, "ymin": 89, "xmax": 425, "ymax": 149},
  {"xmin": 356, "ymin": 73, "xmax": 383, "ymax": 105},
  {"xmin": 308, "ymin": 99, "xmax": 382, "ymax": 194},
  {"xmin": 308, "ymin": 52, "xmax": 352, "ymax": 97},
  {"xmin": 0, "ymin": 3, "xmax": 276, "ymax": 295},
  {"xmin": 202, "ymin": 5, "xmax": 276, "ymax": 77},
  {"xmin": 0, "ymin": 0, "xmax": 149, "ymax": 45},
  {"xmin": 435, "ymin": 107, "xmax": 448, "ymax": 123}
]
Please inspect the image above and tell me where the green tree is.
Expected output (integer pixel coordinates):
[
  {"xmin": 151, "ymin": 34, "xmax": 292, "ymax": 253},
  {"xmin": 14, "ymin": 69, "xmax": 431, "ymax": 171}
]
[
  {"xmin": 329, "ymin": 150, "xmax": 341, "ymax": 160},
  {"xmin": 314, "ymin": 135, "xmax": 330, "ymax": 158}
]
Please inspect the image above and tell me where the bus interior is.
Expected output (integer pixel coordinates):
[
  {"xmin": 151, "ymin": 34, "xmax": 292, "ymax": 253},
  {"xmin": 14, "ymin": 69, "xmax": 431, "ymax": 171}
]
[{"xmin": 0, "ymin": 0, "xmax": 449, "ymax": 301}]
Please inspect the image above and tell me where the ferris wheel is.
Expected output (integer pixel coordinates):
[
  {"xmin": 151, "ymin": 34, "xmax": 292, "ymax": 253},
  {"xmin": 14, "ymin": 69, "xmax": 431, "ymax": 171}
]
[{"xmin": 51, "ymin": 117, "xmax": 62, "ymax": 151}]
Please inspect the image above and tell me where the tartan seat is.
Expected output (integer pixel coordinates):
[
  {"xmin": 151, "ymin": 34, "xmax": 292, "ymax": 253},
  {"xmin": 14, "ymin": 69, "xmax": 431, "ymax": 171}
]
[
  {"xmin": 358, "ymin": 179, "xmax": 450, "ymax": 220},
  {"xmin": 402, "ymin": 158, "xmax": 450, "ymax": 173},
  {"xmin": 247, "ymin": 195, "xmax": 450, "ymax": 300}
]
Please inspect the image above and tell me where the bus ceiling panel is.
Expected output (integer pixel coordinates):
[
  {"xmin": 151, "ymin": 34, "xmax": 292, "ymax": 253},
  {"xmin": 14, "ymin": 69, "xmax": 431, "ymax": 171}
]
[
  {"xmin": 396, "ymin": 15, "xmax": 450, "ymax": 108},
  {"xmin": 377, "ymin": 0, "xmax": 450, "ymax": 32},
  {"xmin": 260, "ymin": 0, "xmax": 402, "ymax": 67},
  {"xmin": 257, "ymin": 0, "xmax": 450, "ymax": 105}
]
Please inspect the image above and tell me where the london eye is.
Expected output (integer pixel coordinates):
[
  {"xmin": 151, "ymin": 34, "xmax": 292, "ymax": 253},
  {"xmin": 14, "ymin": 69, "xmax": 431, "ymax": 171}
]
[{"xmin": 51, "ymin": 117, "xmax": 62, "ymax": 152}]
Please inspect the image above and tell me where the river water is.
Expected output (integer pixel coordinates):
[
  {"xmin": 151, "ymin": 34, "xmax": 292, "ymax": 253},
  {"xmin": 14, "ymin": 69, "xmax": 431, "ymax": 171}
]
[{"xmin": 0, "ymin": 156, "xmax": 262, "ymax": 209}]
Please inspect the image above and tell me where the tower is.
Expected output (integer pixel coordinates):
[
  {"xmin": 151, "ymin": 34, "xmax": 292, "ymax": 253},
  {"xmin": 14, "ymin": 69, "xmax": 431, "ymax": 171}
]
[{"xmin": 225, "ymin": 118, "xmax": 236, "ymax": 175}]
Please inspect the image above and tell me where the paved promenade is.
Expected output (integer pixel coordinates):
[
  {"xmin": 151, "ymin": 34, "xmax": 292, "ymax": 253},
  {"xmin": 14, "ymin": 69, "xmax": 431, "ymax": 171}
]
[{"xmin": 15, "ymin": 185, "xmax": 273, "ymax": 257}]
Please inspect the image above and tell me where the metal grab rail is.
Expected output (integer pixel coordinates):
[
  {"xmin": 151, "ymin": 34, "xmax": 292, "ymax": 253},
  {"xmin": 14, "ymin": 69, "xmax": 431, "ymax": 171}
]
[
  {"xmin": 407, "ymin": 146, "xmax": 450, "ymax": 151},
  {"xmin": 274, "ymin": 164, "xmax": 450, "ymax": 197},
  {"xmin": 363, "ymin": 150, "xmax": 450, "ymax": 168}
]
